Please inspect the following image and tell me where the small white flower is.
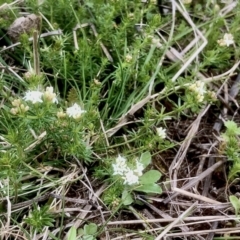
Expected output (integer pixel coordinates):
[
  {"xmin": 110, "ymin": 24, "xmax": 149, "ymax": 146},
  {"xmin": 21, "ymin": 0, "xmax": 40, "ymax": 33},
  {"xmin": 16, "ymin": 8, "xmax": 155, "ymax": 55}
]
[
  {"xmin": 112, "ymin": 155, "xmax": 128, "ymax": 176},
  {"xmin": 23, "ymin": 90, "xmax": 43, "ymax": 104},
  {"xmin": 134, "ymin": 161, "xmax": 144, "ymax": 177},
  {"xmin": 207, "ymin": 91, "xmax": 217, "ymax": 101},
  {"xmin": 196, "ymin": 94, "xmax": 204, "ymax": 103},
  {"xmin": 10, "ymin": 108, "xmax": 18, "ymax": 115},
  {"xmin": 44, "ymin": 86, "xmax": 58, "ymax": 103},
  {"xmin": 57, "ymin": 111, "xmax": 66, "ymax": 118},
  {"xmin": 156, "ymin": 127, "xmax": 167, "ymax": 139},
  {"xmin": 128, "ymin": 13, "xmax": 134, "ymax": 19},
  {"xmin": 122, "ymin": 169, "xmax": 139, "ymax": 185},
  {"xmin": 217, "ymin": 33, "xmax": 234, "ymax": 47},
  {"xmin": 195, "ymin": 81, "xmax": 206, "ymax": 95},
  {"xmin": 189, "ymin": 81, "xmax": 206, "ymax": 103},
  {"xmin": 125, "ymin": 54, "xmax": 133, "ymax": 63},
  {"xmin": 12, "ymin": 99, "xmax": 21, "ymax": 107},
  {"xmin": 66, "ymin": 103, "xmax": 86, "ymax": 119},
  {"xmin": 151, "ymin": 38, "xmax": 162, "ymax": 48},
  {"xmin": 19, "ymin": 104, "xmax": 29, "ymax": 112},
  {"xmin": 112, "ymin": 155, "xmax": 146, "ymax": 185},
  {"xmin": 116, "ymin": 155, "xmax": 127, "ymax": 165}
]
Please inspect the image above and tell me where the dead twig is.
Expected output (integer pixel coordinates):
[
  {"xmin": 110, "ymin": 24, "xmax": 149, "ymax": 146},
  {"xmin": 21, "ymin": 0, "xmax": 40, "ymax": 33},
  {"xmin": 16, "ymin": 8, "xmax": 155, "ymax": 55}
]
[
  {"xmin": 33, "ymin": 30, "xmax": 40, "ymax": 75},
  {"xmin": 164, "ymin": 160, "xmax": 226, "ymax": 204},
  {"xmin": 155, "ymin": 201, "xmax": 198, "ymax": 240},
  {"xmin": 173, "ymin": 187, "xmax": 221, "ymax": 204},
  {"xmin": 0, "ymin": 30, "xmax": 63, "ymax": 53},
  {"xmin": 168, "ymin": 105, "xmax": 211, "ymax": 191}
]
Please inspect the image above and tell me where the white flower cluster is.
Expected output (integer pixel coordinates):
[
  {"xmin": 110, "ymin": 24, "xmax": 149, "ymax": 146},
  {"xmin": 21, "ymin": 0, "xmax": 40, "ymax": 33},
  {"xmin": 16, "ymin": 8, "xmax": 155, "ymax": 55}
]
[
  {"xmin": 23, "ymin": 86, "xmax": 58, "ymax": 104},
  {"xmin": 43, "ymin": 87, "xmax": 58, "ymax": 103},
  {"xmin": 22, "ymin": 87, "xmax": 86, "ymax": 119},
  {"xmin": 156, "ymin": 127, "xmax": 167, "ymax": 139},
  {"xmin": 112, "ymin": 155, "xmax": 144, "ymax": 185},
  {"xmin": 23, "ymin": 90, "xmax": 43, "ymax": 104},
  {"xmin": 189, "ymin": 80, "xmax": 206, "ymax": 102},
  {"xmin": 125, "ymin": 54, "xmax": 133, "ymax": 63},
  {"xmin": 10, "ymin": 99, "xmax": 29, "ymax": 115},
  {"xmin": 11, "ymin": 86, "xmax": 58, "ymax": 115},
  {"xmin": 147, "ymin": 35, "xmax": 162, "ymax": 48},
  {"xmin": 56, "ymin": 103, "xmax": 86, "ymax": 120},
  {"xmin": 217, "ymin": 33, "xmax": 234, "ymax": 47},
  {"xmin": 66, "ymin": 103, "xmax": 86, "ymax": 119}
]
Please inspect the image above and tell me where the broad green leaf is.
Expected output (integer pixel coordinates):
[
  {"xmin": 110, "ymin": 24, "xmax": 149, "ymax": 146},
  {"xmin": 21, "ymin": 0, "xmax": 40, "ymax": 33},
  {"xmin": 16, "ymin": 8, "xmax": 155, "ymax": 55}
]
[
  {"xmin": 122, "ymin": 190, "xmax": 133, "ymax": 205},
  {"xmin": 139, "ymin": 170, "xmax": 162, "ymax": 184},
  {"xmin": 135, "ymin": 183, "xmax": 162, "ymax": 194},
  {"xmin": 139, "ymin": 151, "xmax": 151, "ymax": 167},
  {"xmin": 84, "ymin": 223, "xmax": 98, "ymax": 235},
  {"xmin": 67, "ymin": 226, "xmax": 77, "ymax": 240},
  {"xmin": 229, "ymin": 195, "xmax": 240, "ymax": 216}
]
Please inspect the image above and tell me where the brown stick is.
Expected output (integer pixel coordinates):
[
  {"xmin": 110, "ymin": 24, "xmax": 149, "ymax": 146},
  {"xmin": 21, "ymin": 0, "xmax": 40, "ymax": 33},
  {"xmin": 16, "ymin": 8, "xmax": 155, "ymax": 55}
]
[{"xmin": 163, "ymin": 160, "xmax": 226, "ymax": 204}]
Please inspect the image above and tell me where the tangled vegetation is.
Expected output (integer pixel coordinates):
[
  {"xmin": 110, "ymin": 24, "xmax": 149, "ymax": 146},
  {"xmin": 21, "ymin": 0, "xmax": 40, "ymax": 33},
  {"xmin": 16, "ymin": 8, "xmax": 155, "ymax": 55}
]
[{"xmin": 0, "ymin": 0, "xmax": 240, "ymax": 239}]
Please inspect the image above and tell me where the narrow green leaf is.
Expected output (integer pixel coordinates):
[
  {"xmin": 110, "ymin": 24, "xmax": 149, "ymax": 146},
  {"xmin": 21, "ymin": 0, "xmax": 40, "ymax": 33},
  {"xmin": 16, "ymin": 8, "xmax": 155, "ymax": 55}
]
[
  {"xmin": 229, "ymin": 195, "xmax": 240, "ymax": 216},
  {"xmin": 140, "ymin": 151, "xmax": 151, "ymax": 167},
  {"xmin": 135, "ymin": 183, "xmax": 162, "ymax": 194},
  {"xmin": 139, "ymin": 170, "xmax": 162, "ymax": 184},
  {"xmin": 67, "ymin": 226, "xmax": 77, "ymax": 240}
]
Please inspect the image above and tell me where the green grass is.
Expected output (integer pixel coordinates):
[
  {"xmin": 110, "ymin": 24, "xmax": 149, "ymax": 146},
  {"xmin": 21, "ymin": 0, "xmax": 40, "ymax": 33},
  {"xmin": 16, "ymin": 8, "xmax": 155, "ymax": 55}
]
[{"xmin": 0, "ymin": 0, "xmax": 240, "ymax": 239}]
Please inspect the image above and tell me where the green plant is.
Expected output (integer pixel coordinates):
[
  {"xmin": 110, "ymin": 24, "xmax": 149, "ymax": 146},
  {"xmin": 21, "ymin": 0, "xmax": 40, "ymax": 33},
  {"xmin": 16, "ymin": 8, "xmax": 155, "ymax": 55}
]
[
  {"xmin": 103, "ymin": 151, "xmax": 162, "ymax": 207},
  {"xmin": 24, "ymin": 204, "xmax": 55, "ymax": 233},
  {"xmin": 229, "ymin": 195, "xmax": 240, "ymax": 217},
  {"xmin": 221, "ymin": 121, "xmax": 240, "ymax": 180},
  {"xmin": 67, "ymin": 225, "xmax": 98, "ymax": 240}
]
